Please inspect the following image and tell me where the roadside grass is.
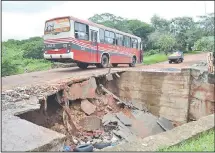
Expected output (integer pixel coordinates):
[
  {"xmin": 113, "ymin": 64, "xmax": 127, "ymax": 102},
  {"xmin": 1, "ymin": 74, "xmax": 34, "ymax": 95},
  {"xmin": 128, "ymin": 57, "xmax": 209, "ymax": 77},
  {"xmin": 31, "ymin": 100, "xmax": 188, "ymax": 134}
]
[
  {"xmin": 158, "ymin": 129, "xmax": 215, "ymax": 152},
  {"xmin": 143, "ymin": 54, "xmax": 168, "ymax": 65}
]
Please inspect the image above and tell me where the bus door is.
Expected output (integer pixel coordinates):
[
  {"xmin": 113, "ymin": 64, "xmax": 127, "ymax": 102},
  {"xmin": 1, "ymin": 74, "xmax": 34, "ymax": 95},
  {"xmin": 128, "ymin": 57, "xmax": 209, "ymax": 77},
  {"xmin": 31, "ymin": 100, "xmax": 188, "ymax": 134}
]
[{"xmin": 90, "ymin": 30, "xmax": 98, "ymax": 63}]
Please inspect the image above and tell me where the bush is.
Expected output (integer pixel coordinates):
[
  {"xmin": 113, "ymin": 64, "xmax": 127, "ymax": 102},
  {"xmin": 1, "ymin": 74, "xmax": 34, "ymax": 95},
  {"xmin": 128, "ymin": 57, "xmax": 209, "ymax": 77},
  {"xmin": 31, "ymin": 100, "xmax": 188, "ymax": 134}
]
[
  {"xmin": 144, "ymin": 49, "xmax": 160, "ymax": 56},
  {"xmin": 193, "ymin": 36, "xmax": 214, "ymax": 52}
]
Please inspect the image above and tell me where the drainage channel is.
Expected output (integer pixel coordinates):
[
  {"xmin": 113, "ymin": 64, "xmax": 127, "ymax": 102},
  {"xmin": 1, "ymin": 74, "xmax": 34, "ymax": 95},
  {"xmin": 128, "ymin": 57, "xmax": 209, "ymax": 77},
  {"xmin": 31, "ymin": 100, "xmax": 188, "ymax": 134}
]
[{"xmin": 13, "ymin": 71, "xmax": 179, "ymax": 152}]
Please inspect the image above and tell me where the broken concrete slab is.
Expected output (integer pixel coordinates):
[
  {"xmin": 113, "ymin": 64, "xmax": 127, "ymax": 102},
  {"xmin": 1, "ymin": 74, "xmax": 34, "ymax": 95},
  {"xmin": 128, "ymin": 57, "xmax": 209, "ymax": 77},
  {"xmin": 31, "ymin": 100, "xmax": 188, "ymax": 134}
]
[
  {"xmin": 79, "ymin": 116, "xmax": 101, "ymax": 131},
  {"xmin": 157, "ymin": 117, "xmax": 174, "ymax": 131},
  {"xmin": 66, "ymin": 78, "xmax": 97, "ymax": 100},
  {"xmin": 2, "ymin": 116, "xmax": 65, "ymax": 151},
  {"xmin": 102, "ymin": 113, "xmax": 118, "ymax": 126},
  {"xmin": 81, "ymin": 99, "xmax": 96, "ymax": 115},
  {"xmin": 116, "ymin": 112, "xmax": 132, "ymax": 126},
  {"xmin": 131, "ymin": 110, "xmax": 164, "ymax": 137}
]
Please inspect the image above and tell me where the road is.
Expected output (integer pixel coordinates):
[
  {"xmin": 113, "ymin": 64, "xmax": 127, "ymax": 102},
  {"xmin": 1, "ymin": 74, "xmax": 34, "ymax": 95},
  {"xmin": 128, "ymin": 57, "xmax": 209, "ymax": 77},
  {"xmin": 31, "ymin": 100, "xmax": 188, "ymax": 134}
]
[{"xmin": 2, "ymin": 53, "xmax": 207, "ymax": 91}]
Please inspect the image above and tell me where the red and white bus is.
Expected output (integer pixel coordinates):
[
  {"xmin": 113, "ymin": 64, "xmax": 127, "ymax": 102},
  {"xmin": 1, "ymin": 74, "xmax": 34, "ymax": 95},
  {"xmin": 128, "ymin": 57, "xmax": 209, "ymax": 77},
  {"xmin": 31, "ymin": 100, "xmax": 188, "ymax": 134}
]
[{"xmin": 43, "ymin": 16, "xmax": 143, "ymax": 69}]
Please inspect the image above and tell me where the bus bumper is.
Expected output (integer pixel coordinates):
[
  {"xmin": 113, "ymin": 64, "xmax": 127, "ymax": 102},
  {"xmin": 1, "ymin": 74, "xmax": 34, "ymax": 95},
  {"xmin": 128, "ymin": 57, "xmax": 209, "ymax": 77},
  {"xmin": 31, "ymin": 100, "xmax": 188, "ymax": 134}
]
[{"xmin": 44, "ymin": 52, "xmax": 74, "ymax": 59}]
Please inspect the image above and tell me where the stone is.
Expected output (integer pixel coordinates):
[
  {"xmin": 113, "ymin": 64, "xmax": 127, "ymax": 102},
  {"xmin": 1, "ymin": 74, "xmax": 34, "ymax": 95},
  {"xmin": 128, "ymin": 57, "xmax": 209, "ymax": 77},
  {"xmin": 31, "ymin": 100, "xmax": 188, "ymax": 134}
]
[
  {"xmin": 79, "ymin": 116, "xmax": 101, "ymax": 131},
  {"xmin": 157, "ymin": 117, "xmax": 174, "ymax": 131},
  {"xmin": 66, "ymin": 78, "xmax": 97, "ymax": 100},
  {"xmin": 116, "ymin": 112, "xmax": 132, "ymax": 126},
  {"xmin": 106, "ymin": 74, "xmax": 113, "ymax": 81},
  {"xmin": 81, "ymin": 99, "xmax": 96, "ymax": 115}
]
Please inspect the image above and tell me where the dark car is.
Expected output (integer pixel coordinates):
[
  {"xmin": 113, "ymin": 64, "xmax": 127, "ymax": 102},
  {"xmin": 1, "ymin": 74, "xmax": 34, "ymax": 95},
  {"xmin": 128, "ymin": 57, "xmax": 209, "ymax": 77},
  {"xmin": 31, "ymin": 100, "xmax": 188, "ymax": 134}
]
[{"xmin": 168, "ymin": 51, "xmax": 184, "ymax": 64}]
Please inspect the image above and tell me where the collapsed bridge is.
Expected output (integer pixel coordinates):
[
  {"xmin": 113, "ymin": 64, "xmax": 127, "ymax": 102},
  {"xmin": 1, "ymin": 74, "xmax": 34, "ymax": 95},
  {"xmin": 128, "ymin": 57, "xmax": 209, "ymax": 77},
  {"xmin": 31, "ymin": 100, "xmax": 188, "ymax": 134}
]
[{"xmin": 2, "ymin": 66, "xmax": 214, "ymax": 151}]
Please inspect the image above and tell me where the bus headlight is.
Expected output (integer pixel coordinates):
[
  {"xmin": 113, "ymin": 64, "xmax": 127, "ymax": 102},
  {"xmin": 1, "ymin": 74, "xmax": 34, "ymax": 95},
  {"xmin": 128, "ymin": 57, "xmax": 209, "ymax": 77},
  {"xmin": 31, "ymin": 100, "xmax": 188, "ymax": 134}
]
[{"xmin": 67, "ymin": 49, "xmax": 70, "ymax": 53}]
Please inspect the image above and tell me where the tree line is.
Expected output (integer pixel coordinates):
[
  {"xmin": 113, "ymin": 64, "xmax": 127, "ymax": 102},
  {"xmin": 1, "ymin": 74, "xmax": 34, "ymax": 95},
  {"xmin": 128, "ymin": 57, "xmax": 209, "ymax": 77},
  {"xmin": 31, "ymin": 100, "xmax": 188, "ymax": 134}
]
[{"xmin": 2, "ymin": 13, "xmax": 214, "ymax": 76}]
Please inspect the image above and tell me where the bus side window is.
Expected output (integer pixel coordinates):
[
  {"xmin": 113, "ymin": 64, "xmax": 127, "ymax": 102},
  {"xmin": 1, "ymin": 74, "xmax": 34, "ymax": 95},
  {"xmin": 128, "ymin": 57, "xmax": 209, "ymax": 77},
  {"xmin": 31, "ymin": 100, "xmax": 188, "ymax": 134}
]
[
  {"xmin": 105, "ymin": 30, "xmax": 115, "ymax": 45},
  {"xmin": 74, "ymin": 22, "xmax": 89, "ymax": 40},
  {"xmin": 123, "ymin": 36, "xmax": 131, "ymax": 48},
  {"xmin": 131, "ymin": 38, "xmax": 138, "ymax": 49},
  {"xmin": 99, "ymin": 29, "xmax": 105, "ymax": 43},
  {"xmin": 116, "ymin": 33, "xmax": 123, "ymax": 46}
]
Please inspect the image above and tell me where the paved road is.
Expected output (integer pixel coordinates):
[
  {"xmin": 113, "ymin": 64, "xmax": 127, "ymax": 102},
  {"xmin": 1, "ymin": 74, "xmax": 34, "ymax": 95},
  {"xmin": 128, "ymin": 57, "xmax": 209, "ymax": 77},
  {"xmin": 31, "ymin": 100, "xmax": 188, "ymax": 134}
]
[{"xmin": 2, "ymin": 53, "xmax": 207, "ymax": 91}]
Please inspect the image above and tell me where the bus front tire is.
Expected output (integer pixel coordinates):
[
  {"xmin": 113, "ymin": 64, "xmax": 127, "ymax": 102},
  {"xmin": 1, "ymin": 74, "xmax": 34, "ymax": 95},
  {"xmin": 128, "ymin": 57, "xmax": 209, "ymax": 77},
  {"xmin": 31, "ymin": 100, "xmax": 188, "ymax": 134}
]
[
  {"xmin": 77, "ymin": 62, "xmax": 88, "ymax": 69},
  {"xmin": 129, "ymin": 56, "xmax": 136, "ymax": 67}
]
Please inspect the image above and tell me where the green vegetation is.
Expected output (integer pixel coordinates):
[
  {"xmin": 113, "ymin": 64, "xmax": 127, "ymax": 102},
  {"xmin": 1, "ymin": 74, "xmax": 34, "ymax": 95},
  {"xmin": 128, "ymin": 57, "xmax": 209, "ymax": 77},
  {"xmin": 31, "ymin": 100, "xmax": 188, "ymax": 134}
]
[
  {"xmin": 2, "ymin": 12, "xmax": 214, "ymax": 77},
  {"xmin": 2, "ymin": 37, "xmax": 52, "ymax": 77},
  {"xmin": 158, "ymin": 129, "xmax": 214, "ymax": 151},
  {"xmin": 143, "ymin": 54, "xmax": 168, "ymax": 65}
]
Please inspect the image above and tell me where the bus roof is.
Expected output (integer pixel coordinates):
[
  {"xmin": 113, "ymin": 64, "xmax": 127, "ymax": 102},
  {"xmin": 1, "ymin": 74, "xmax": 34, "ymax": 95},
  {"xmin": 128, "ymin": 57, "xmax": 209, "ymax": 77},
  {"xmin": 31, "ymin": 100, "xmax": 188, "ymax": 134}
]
[{"xmin": 46, "ymin": 16, "xmax": 141, "ymax": 40}]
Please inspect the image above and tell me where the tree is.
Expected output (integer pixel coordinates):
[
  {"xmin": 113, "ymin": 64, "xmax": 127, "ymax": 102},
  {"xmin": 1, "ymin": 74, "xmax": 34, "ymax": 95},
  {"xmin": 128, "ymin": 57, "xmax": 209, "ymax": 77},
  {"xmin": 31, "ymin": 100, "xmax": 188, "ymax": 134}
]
[
  {"xmin": 151, "ymin": 15, "xmax": 170, "ymax": 32},
  {"xmin": 193, "ymin": 36, "xmax": 214, "ymax": 52},
  {"xmin": 196, "ymin": 13, "xmax": 215, "ymax": 36},
  {"xmin": 157, "ymin": 33, "xmax": 176, "ymax": 54},
  {"xmin": 169, "ymin": 17, "xmax": 195, "ymax": 50}
]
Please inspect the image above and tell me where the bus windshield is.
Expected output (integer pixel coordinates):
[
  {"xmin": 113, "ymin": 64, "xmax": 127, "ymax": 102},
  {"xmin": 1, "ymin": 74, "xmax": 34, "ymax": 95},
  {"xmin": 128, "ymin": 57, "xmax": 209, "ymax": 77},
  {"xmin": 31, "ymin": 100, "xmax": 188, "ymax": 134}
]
[{"xmin": 44, "ymin": 18, "xmax": 70, "ymax": 35}]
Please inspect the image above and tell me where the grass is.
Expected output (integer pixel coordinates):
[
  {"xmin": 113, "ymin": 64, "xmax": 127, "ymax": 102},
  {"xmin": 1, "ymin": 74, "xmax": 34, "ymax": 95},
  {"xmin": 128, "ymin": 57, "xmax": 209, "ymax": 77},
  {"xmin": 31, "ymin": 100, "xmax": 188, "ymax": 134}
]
[
  {"xmin": 143, "ymin": 54, "xmax": 168, "ymax": 65},
  {"xmin": 158, "ymin": 129, "xmax": 215, "ymax": 152}
]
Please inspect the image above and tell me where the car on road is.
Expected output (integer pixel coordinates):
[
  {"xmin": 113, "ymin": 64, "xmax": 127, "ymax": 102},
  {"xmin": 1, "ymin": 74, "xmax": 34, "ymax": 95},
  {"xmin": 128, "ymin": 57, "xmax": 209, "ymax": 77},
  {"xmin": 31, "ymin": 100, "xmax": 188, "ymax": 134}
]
[{"xmin": 168, "ymin": 51, "xmax": 184, "ymax": 64}]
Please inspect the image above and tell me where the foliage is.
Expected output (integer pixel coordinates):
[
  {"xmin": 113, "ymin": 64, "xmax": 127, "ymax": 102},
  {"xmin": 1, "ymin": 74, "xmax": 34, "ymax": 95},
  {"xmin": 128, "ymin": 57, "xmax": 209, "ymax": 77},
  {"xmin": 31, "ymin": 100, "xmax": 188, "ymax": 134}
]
[
  {"xmin": 2, "ymin": 37, "xmax": 52, "ymax": 77},
  {"xmin": 157, "ymin": 33, "xmax": 176, "ymax": 54},
  {"xmin": 193, "ymin": 36, "xmax": 214, "ymax": 52},
  {"xmin": 144, "ymin": 49, "xmax": 160, "ymax": 56},
  {"xmin": 158, "ymin": 129, "xmax": 214, "ymax": 151}
]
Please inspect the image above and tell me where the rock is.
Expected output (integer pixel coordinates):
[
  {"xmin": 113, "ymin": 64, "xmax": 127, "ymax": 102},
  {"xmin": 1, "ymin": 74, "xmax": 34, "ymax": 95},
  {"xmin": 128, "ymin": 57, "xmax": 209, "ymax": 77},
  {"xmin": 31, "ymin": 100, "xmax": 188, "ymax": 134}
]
[
  {"xmin": 66, "ymin": 78, "xmax": 97, "ymax": 100},
  {"xmin": 79, "ymin": 116, "xmax": 101, "ymax": 131},
  {"xmin": 116, "ymin": 112, "xmax": 132, "ymax": 126},
  {"xmin": 81, "ymin": 99, "xmax": 96, "ymax": 115},
  {"xmin": 111, "ymin": 135, "xmax": 119, "ymax": 143},
  {"xmin": 73, "ymin": 138, "xmax": 78, "ymax": 145},
  {"xmin": 106, "ymin": 74, "xmax": 113, "ymax": 81}
]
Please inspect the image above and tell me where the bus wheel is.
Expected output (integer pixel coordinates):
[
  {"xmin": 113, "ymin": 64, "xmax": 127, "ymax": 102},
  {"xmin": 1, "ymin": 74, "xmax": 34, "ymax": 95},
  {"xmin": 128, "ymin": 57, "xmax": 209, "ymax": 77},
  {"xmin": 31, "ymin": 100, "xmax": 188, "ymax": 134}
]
[
  {"xmin": 77, "ymin": 62, "xmax": 89, "ymax": 69},
  {"xmin": 100, "ymin": 54, "xmax": 109, "ymax": 68},
  {"xmin": 129, "ymin": 56, "xmax": 136, "ymax": 67},
  {"xmin": 112, "ymin": 64, "xmax": 118, "ymax": 67}
]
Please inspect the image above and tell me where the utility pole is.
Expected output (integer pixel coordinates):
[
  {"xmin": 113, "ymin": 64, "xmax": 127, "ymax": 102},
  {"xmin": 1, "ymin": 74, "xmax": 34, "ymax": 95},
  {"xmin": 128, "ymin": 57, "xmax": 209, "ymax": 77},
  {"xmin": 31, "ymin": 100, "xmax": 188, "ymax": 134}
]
[{"xmin": 204, "ymin": 1, "xmax": 207, "ymax": 15}]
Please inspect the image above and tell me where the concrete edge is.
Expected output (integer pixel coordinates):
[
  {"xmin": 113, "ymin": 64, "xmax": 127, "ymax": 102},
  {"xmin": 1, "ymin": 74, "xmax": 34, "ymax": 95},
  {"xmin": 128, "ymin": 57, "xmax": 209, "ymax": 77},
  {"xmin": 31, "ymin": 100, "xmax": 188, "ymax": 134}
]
[
  {"xmin": 30, "ymin": 136, "xmax": 66, "ymax": 152},
  {"xmin": 102, "ymin": 114, "xmax": 214, "ymax": 151}
]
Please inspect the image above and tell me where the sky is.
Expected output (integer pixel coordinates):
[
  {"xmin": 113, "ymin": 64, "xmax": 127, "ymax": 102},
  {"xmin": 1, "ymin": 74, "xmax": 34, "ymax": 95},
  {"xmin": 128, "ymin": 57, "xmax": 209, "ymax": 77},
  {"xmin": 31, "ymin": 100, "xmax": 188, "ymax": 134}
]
[{"xmin": 2, "ymin": 1, "xmax": 214, "ymax": 41}]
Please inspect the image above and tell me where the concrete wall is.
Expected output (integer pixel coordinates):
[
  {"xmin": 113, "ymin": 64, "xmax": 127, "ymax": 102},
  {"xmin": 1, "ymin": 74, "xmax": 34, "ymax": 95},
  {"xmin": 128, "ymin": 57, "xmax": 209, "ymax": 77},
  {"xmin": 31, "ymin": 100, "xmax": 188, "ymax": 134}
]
[
  {"xmin": 106, "ymin": 68, "xmax": 214, "ymax": 124},
  {"xmin": 189, "ymin": 69, "xmax": 215, "ymax": 120}
]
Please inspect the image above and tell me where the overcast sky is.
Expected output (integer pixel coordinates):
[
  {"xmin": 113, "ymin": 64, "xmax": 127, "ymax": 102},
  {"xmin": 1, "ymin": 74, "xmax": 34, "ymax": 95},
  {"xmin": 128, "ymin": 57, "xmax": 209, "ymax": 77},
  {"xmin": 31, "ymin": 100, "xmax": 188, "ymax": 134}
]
[{"xmin": 2, "ymin": 1, "xmax": 214, "ymax": 41}]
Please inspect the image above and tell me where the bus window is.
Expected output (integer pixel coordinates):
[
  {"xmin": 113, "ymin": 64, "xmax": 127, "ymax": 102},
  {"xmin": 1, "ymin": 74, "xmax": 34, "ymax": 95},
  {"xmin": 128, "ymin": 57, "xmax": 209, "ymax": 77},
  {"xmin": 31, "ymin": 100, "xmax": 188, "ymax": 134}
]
[
  {"xmin": 74, "ymin": 22, "xmax": 89, "ymax": 40},
  {"xmin": 123, "ymin": 36, "xmax": 131, "ymax": 48},
  {"xmin": 99, "ymin": 29, "xmax": 105, "ymax": 43},
  {"xmin": 132, "ymin": 38, "xmax": 138, "ymax": 49},
  {"xmin": 116, "ymin": 33, "xmax": 123, "ymax": 46},
  {"xmin": 105, "ymin": 30, "xmax": 115, "ymax": 45}
]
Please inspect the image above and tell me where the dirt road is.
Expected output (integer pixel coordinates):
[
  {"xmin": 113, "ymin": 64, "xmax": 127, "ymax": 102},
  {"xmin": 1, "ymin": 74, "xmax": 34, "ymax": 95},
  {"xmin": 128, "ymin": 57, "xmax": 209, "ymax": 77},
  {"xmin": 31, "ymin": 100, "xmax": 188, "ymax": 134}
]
[{"xmin": 2, "ymin": 53, "xmax": 207, "ymax": 91}]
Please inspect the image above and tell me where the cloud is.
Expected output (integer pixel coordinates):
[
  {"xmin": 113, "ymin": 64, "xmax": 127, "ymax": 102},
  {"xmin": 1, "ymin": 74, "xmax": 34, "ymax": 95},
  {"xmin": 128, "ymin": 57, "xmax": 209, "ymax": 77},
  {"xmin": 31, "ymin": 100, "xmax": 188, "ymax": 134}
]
[{"xmin": 2, "ymin": 1, "xmax": 214, "ymax": 41}]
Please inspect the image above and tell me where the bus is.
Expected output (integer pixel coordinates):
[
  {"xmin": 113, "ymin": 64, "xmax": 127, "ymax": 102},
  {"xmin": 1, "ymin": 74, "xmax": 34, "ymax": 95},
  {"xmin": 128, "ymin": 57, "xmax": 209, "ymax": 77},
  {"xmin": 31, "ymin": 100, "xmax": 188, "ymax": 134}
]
[{"xmin": 43, "ymin": 16, "xmax": 143, "ymax": 69}]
